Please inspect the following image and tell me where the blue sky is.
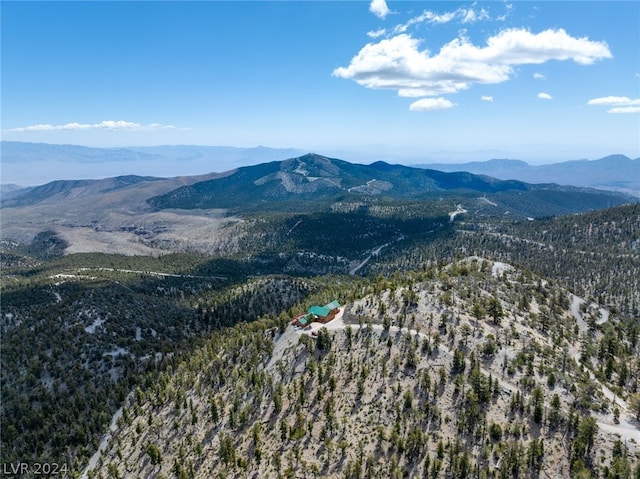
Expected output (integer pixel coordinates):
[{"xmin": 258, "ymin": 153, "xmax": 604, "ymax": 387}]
[{"xmin": 2, "ymin": 1, "xmax": 639, "ymax": 171}]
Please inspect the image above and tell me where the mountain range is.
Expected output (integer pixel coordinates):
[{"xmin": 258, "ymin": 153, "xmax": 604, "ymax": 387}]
[
  {"xmin": 417, "ymin": 155, "xmax": 639, "ymax": 197},
  {"xmin": 1, "ymin": 152, "xmax": 634, "ymax": 258},
  {"xmin": 2, "ymin": 141, "xmax": 638, "ymax": 198}
]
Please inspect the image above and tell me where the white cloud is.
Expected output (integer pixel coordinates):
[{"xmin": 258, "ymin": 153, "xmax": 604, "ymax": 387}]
[
  {"xmin": 606, "ymin": 106, "xmax": 640, "ymax": 114},
  {"xmin": 587, "ymin": 96, "xmax": 640, "ymax": 106},
  {"xmin": 5, "ymin": 120, "xmax": 176, "ymax": 133},
  {"xmin": 481, "ymin": 95, "xmax": 494, "ymax": 102},
  {"xmin": 533, "ymin": 72, "xmax": 546, "ymax": 80},
  {"xmin": 369, "ymin": 0, "xmax": 390, "ymax": 19},
  {"xmin": 497, "ymin": 4, "xmax": 514, "ymax": 22},
  {"xmin": 537, "ymin": 92, "xmax": 553, "ymax": 100},
  {"xmin": 333, "ymin": 29, "xmax": 611, "ymax": 104},
  {"xmin": 470, "ymin": 28, "xmax": 610, "ymax": 65},
  {"xmin": 587, "ymin": 96, "xmax": 640, "ymax": 113},
  {"xmin": 416, "ymin": 10, "xmax": 457, "ymax": 25},
  {"xmin": 380, "ymin": 5, "xmax": 494, "ymax": 38},
  {"xmin": 384, "ymin": 6, "xmax": 493, "ymax": 39},
  {"xmin": 406, "ymin": 6, "xmax": 490, "ymax": 27},
  {"xmin": 367, "ymin": 28, "xmax": 387, "ymax": 39},
  {"xmin": 461, "ymin": 7, "xmax": 490, "ymax": 24},
  {"xmin": 409, "ymin": 97, "xmax": 456, "ymax": 111}
]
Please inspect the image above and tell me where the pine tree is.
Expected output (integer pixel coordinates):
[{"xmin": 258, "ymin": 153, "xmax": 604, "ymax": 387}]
[{"xmin": 487, "ymin": 297, "xmax": 504, "ymax": 324}]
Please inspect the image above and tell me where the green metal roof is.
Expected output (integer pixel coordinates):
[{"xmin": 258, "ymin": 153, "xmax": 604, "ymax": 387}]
[
  {"xmin": 324, "ymin": 300, "xmax": 340, "ymax": 310},
  {"xmin": 308, "ymin": 305, "xmax": 331, "ymax": 317}
]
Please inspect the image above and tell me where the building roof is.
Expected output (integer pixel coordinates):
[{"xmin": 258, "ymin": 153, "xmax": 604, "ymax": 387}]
[
  {"xmin": 324, "ymin": 300, "xmax": 340, "ymax": 310},
  {"xmin": 309, "ymin": 305, "xmax": 331, "ymax": 317}
]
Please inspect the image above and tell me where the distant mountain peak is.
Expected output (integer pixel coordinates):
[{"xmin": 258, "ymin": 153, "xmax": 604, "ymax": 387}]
[
  {"xmin": 369, "ymin": 160, "xmax": 400, "ymax": 171},
  {"xmin": 280, "ymin": 153, "xmax": 341, "ymax": 178},
  {"xmin": 594, "ymin": 154, "xmax": 633, "ymax": 164},
  {"xmin": 295, "ymin": 152, "xmax": 331, "ymax": 161}
]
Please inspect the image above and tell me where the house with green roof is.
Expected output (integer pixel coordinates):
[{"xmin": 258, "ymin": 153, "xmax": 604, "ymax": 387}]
[
  {"xmin": 293, "ymin": 300, "xmax": 341, "ymax": 326},
  {"xmin": 312, "ymin": 300, "xmax": 340, "ymax": 323},
  {"xmin": 309, "ymin": 305, "xmax": 331, "ymax": 318}
]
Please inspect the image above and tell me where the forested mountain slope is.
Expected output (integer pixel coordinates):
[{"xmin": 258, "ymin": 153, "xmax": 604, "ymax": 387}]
[
  {"xmin": 0, "ymin": 251, "xmax": 319, "ymax": 472},
  {"xmin": 1, "ymin": 200, "xmax": 638, "ymax": 478},
  {"xmin": 87, "ymin": 258, "xmax": 640, "ymax": 479},
  {"xmin": 369, "ymin": 203, "xmax": 640, "ymax": 320}
]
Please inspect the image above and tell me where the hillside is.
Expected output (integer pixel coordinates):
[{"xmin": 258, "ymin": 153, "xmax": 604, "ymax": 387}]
[
  {"xmin": 0, "ymin": 251, "xmax": 321, "ymax": 473},
  {"xmin": 0, "ymin": 172, "xmax": 235, "ymax": 254},
  {"xmin": 1, "ymin": 203, "xmax": 639, "ymax": 477},
  {"xmin": 1, "ymin": 175, "xmax": 165, "ymax": 208},
  {"xmin": 86, "ymin": 258, "xmax": 640, "ymax": 478},
  {"xmin": 368, "ymin": 203, "xmax": 640, "ymax": 320}
]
